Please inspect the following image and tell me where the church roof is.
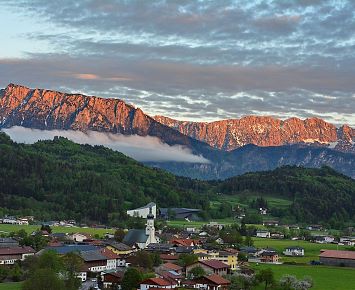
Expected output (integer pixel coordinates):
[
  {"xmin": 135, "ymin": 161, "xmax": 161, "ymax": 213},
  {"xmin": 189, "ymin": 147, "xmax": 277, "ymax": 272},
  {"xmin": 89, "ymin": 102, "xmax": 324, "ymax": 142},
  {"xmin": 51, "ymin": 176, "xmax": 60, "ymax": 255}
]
[{"xmin": 123, "ymin": 229, "xmax": 148, "ymax": 246}]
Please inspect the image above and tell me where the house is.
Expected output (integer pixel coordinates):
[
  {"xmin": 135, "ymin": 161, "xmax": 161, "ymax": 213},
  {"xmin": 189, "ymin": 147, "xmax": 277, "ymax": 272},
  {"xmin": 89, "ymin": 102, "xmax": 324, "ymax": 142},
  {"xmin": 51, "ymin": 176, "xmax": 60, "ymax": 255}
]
[
  {"xmin": 0, "ymin": 246, "xmax": 35, "ymax": 265},
  {"xmin": 107, "ymin": 242, "xmax": 134, "ymax": 255},
  {"xmin": 263, "ymin": 220, "xmax": 279, "ymax": 227},
  {"xmin": 307, "ymin": 224, "xmax": 323, "ymax": 231},
  {"xmin": 140, "ymin": 277, "xmax": 177, "ymax": 290},
  {"xmin": 319, "ymin": 250, "xmax": 355, "ymax": 267},
  {"xmin": 39, "ymin": 244, "xmax": 99, "ymax": 255},
  {"xmin": 283, "ymin": 247, "xmax": 305, "ymax": 256},
  {"xmin": 123, "ymin": 207, "xmax": 159, "ymax": 249},
  {"xmin": 101, "ymin": 270, "xmax": 124, "ymax": 289},
  {"xmin": 127, "ymin": 202, "xmax": 157, "ymax": 219},
  {"xmin": 256, "ymin": 230, "xmax": 271, "ymax": 238},
  {"xmin": 158, "ymin": 270, "xmax": 183, "ymax": 286},
  {"xmin": 0, "ymin": 238, "xmax": 19, "ymax": 248},
  {"xmin": 79, "ymin": 250, "xmax": 108, "ymax": 273},
  {"xmin": 100, "ymin": 248, "xmax": 122, "ymax": 269},
  {"xmin": 313, "ymin": 235, "xmax": 334, "ymax": 244},
  {"xmin": 271, "ymin": 232, "xmax": 285, "ymax": 239},
  {"xmin": 160, "ymin": 254, "xmax": 179, "ymax": 263},
  {"xmin": 193, "ymin": 274, "xmax": 231, "ymax": 290},
  {"xmin": 186, "ymin": 260, "xmax": 230, "ymax": 276},
  {"xmin": 170, "ymin": 239, "xmax": 200, "ymax": 247},
  {"xmin": 159, "ymin": 208, "xmax": 201, "ymax": 221},
  {"xmin": 260, "ymin": 251, "xmax": 279, "ymax": 263},
  {"xmin": 158, "ymin": 262, "xmax": 183, "ymax": 274},
  {"xmin": 69, "ymin": 233, "xmax": 92, "ymax": 242},
  {"xmin": 216, "ymin": 251, "xmax": 238, "ymax": 271},
  {"xmin": 146, "ymin": 243, "xmax": 172, "ymax": 253},
  {"xmin": 339, "ymin": 236, "xmax": 355, "ymax": 246}
]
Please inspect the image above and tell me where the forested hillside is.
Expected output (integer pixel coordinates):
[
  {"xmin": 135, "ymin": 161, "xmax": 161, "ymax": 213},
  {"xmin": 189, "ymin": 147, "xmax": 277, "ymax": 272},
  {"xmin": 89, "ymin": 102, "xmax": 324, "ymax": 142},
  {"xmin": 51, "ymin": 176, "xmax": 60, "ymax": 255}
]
[
  {"xmin": 218, "ymin": 166, "xmax": 355, "ymax": 226},
  {"xmin": 0, "ymin": 132, "xmax": 210, "ymax": 225},
  {"xmin": 0, "ymin": 132, "xmax": 354, "ymax": 227}
]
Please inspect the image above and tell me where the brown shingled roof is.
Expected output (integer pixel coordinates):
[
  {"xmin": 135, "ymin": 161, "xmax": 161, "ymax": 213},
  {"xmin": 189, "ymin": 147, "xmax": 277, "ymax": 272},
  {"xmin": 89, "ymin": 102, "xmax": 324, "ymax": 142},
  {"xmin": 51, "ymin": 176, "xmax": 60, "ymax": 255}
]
[
  {"xmin": 205, "ymin": 274, "xmax": 231, "ymax": 285},
  {"xmin": 319, "ymin": 250, "xmax": 355, "ymax": 260},
  {"xmin": 200, "ymin": 259, "xmax": 229, "ymax": 269},
  {"xmin": 0, "ymin": 246, "xmax": 35, "ymax": 255},
  {"xmin": 141, "ymin": 277, "xmax": 172, "ymax": 286}
]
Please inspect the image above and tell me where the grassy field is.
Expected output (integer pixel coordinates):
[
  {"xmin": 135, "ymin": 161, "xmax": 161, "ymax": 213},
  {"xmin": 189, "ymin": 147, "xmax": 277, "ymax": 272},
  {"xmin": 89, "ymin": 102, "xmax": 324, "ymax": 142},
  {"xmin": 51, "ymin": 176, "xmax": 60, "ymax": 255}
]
[
  {"xmin": 167, "ymin": 218, "xmax": 237, "ymax": 228},
  {"xmin": 0, "ymin": 282, "xmax": 22, "ymax": 290},
  {"xmin": 253, "ymin": 237, "xmax": 348, "ymax": 263},
  {"xmin": 251, "ymin": 263, "xmax": 355, "ymax": 290},
  {"xmin": 0, "ymin": 224, "xmax": 115, "ymax": 237}
]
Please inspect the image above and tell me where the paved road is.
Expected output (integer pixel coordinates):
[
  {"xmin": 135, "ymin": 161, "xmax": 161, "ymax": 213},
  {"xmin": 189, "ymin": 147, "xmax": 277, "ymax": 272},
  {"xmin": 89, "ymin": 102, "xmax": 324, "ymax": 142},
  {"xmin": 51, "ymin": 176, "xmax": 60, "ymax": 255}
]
[{"xmin": 79, "ymin": 280, "xmax": 99, "ymax": 290}]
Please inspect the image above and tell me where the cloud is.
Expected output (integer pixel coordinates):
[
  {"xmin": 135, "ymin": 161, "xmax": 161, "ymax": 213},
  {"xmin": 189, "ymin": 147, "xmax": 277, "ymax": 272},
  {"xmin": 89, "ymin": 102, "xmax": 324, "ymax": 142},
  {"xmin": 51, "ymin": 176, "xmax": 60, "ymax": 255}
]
[
  {"xmin": 0, "ymin": 0, "xmax": 354, "ymax": 126},
  {"xmin": 1, "ymin": 126, "xmax": 210, "ymax": 163}
]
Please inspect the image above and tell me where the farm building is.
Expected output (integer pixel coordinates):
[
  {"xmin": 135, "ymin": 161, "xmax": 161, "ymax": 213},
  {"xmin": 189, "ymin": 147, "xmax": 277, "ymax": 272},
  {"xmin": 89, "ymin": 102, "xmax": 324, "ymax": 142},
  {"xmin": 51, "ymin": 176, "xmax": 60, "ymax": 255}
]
[
  {"xmin": 319, "ymin": 250, "xmax": 355, "ymax": 267},
  {"xmin": 127, "ymin": 202, "xmax": 157, "ymax": 219}
]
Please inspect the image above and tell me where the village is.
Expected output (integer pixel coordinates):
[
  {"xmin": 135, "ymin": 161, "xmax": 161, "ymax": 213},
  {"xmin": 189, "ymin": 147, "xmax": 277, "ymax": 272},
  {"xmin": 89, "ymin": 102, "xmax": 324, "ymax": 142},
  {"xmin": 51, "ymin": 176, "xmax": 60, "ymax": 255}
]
[{"xmin": 0, "ymin": 202, "xmax": 355, "ymax": 290}]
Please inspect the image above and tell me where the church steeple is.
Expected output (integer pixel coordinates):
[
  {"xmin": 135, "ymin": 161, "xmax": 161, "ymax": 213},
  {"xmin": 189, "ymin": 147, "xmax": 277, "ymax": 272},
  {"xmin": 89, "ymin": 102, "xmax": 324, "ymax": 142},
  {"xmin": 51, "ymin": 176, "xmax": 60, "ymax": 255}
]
[{"xmin": 146, "ymin": 206, "xmax": 156, "ymax": 244}]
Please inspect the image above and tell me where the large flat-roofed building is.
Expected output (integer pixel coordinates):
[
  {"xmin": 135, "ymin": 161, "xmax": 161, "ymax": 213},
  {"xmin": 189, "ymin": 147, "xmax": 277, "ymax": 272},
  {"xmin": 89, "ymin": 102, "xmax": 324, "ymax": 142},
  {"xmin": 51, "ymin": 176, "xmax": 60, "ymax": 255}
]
[
  {"xmin": 127, "ymin": 202, "xmax": 156, "ymax": 219},
  {"xmin": 319, "ymin": 250, "xmax": 355, "ymax": 267}
]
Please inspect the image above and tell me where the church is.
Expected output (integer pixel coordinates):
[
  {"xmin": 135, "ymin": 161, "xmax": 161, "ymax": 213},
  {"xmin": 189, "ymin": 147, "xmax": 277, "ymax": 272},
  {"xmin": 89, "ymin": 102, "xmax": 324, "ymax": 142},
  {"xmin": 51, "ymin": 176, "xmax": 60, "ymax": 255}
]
[{"xmin": 123, "ymin": 206, "xmax": 159, "ymax": 249}]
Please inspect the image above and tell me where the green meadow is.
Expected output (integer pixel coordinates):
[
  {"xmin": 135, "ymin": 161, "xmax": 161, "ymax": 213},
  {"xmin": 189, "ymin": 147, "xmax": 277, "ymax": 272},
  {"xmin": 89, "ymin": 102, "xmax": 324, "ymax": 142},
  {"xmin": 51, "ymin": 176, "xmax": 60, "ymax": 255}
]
[
  {"xmin": 253, "ymin": 237, "xmax": 349, "ymax": 263},
  {"xmin": 252, "ymin": 264, "xmax": 355, "ymax": 290},
  {"xmin": 0, "ymin": 282, "xmax": 22, "ymax": 290},
  {"xmin": 0, "ymin": 224, "xmax": 114, "ymax": 237}
]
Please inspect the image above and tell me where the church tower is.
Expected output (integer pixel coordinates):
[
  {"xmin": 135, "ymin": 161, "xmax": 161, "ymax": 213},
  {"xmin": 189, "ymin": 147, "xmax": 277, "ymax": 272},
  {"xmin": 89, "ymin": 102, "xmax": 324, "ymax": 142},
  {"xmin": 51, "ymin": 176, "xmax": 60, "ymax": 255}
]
[{"xmin": 146, "ymin": 206, "xmax": 156, "ymax": 244}]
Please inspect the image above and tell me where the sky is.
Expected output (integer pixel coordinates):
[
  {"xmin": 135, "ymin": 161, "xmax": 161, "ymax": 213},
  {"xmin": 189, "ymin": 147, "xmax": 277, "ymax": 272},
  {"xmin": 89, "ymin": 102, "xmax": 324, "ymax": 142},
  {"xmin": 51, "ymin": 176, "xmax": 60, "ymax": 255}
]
[{"xmin": 0, "ymin": 0, "xmax": 354, "ymax": 126}]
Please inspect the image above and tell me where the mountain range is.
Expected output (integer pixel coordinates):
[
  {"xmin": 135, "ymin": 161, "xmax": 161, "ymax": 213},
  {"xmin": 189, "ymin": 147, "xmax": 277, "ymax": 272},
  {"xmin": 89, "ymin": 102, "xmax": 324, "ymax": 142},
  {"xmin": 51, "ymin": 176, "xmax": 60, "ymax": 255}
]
[{"xmin": 0, "ymin": 83, "xmax": 354, "ymax": 179}]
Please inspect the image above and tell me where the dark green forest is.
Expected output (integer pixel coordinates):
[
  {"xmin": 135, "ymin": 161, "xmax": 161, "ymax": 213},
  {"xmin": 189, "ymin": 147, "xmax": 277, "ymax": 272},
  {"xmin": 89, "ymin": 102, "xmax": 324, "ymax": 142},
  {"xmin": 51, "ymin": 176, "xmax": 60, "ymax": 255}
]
[
  {"xmin": 0, "ymin": 132, "xmax": 354, "ymax": 227},
  {"xmin": 0, "ymin": 132, "xmax": 210, "ymax": 225},
  {"xmin": 218, "ymin": 166, "xmax": 355, "ymax": 226}
]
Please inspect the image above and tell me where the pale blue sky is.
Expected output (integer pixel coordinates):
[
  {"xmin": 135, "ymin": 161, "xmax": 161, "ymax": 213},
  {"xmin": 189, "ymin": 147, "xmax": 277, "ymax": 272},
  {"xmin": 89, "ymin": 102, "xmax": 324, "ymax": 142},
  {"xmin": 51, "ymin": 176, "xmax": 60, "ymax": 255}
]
[{"xmin": 0, "ymin": 0, "xmax": 354, "ymax": 126}]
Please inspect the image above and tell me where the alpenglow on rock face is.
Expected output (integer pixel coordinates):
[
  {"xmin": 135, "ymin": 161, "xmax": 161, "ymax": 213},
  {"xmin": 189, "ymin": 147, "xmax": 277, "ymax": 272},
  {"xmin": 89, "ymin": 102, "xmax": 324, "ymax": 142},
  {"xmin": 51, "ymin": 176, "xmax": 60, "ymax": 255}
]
[
  {"xmin": 154, "ymin": 115, "xmax": 354, "ymax": 153},
  {"xmin": 0, "ymin": 84, "xmax": 206, "ymax": 149}
]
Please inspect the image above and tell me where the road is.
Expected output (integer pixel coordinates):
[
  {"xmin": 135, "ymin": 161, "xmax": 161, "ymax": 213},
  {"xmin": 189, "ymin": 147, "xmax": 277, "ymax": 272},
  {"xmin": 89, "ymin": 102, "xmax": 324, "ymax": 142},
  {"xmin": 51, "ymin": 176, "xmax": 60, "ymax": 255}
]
[{"xmin": 79, "ymin": 280, "xmax": 100, "ymax": 290}]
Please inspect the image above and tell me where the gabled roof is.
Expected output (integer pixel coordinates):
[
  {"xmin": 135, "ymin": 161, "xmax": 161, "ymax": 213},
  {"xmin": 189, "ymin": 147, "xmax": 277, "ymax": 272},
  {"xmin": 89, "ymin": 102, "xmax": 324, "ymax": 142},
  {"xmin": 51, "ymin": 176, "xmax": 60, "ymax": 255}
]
[
  {"xmin": 285, "ymin": 246, "xmax": 304, "ymax": 250},
  {"xmin": 43, "ymin": 244, "xmax": 99, "ymax": 255},
  {"xmin": 161, "ymin": 262, "xmax": 183, "ymax": 271},
  {"xmin": 123, "ymin": 229, "xmax": 148, "ymax": 246},
  {"xmin": 0, "ymin": 246, "xmax": 35, "ymax": 255},
  {"xmin": 199, "ymin": 259, "xmax": 229, "ymax": 269},
  {"xmin": 204, "ymin": 274, "xmax": 230, "ymax": 285},
  {"xmin": 141, "ymin": 277, "xmax": 172, "ymax": 286},
  {"xmin": 100, "ymin": 248, "xmax": 120, "ymax": 259},
  {"xmin": 108, "ymin": 242, "xmax": 132, "ymax": 251},
  {"xmin": 79, "ymin": 250, "xmax": 107, "ymax": 262},
  {"xmin": 319, "ymin": 250, "xmax": 355, "ymax": 260},
  {"xmin": 129, "ymin": 202, "xmax": 156, "ymax": 211},
  {"xmin": 160, "ymin": 254, "xmax": 179, "ymax": 261}
]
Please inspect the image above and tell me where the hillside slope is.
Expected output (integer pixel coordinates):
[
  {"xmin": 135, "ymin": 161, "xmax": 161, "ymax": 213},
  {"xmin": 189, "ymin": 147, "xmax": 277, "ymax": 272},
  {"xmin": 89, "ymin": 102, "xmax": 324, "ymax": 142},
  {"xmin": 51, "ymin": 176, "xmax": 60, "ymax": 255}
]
[
  {"xmin": 217, "ymin": 166, "xmax": 355, "ymax": 225},
  {"xmin": 0, "ymin": 132, "xmax": 209, "ymax": 224}
]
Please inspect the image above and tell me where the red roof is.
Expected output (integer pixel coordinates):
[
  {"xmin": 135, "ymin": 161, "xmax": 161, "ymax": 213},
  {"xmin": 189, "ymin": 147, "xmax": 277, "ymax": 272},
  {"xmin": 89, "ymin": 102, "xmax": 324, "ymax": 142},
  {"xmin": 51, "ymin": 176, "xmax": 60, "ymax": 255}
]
[
  {"xmin": 170, "ymin": 239, "xmax": 200, "ymax": 247},
  {"xmin": 204, "ymin": 274, "xmax": 230, "ymax": 285},
  {"xmin": 161, "ymin": 262, "xmax": 183, "ymax": 271},
  {"xmin": 0, "ymin": 246, "xmax": 35, "ymax": 255},
  {"xmin": 141, "ymin": 277, "xmax": 172, "ymax": 286},
  {"xmin": 160, "ymin": 254, "xmax": 179, "ymax": 261},
  {"xmin": 200, "ymin": 259, "xmax": 229, "ymax": 269},
  {"xmin": 319, "ymin": 250, "xmax": 355, "ymax": 260},
  {"xmin": 100, "ymin": 248, "xmax": 120, "ymax": 259}
]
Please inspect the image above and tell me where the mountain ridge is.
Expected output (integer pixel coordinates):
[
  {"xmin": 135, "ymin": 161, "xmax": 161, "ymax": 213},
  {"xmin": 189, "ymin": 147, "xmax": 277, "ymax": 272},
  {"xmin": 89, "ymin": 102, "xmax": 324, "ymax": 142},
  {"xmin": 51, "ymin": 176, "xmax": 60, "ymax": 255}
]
[
  {"xmin": 153, "ymin": 115, "xmax": 354, "ymax": 153},
  {"xmin": 1, "ymin": 83, "xmax": 354, "ymax": 179}
]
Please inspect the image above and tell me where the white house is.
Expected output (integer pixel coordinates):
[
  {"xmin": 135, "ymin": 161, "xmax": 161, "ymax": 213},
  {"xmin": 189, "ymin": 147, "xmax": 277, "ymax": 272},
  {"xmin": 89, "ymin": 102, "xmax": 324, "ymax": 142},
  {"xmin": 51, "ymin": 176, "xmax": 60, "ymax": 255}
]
[
  {"xmin": 283, "ymin": 247, "xmax": 305, "ymax": 256},
  {"xmin": 69, "ymin": 233, "xmax": 91, "ymax": 242},
  {"xmin": 127, "ymin": 202, "xmax": 157, "ymax": 219},
  {"xmin": 256, "ymin": 230, "xmax": 271, "ymax": 238}
]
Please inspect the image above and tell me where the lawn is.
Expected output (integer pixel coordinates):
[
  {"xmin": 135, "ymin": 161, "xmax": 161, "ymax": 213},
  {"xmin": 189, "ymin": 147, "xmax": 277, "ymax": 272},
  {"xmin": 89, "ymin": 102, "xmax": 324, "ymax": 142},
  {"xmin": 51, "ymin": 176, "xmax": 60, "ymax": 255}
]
[
  {"xmin": 0, "ymin": 224, "xmax": 115, "ymax": 237},
  {"xmin": 251, "ymin": 263, "xmax": 355, "ymax": 290},
  {"xmin": 0, "ymin": 282, "xmax": 23, "ymax": 290},
  {"xmin": 253, "ymin": 237, "xmax": 348, "ymax": 263}
]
